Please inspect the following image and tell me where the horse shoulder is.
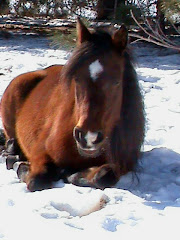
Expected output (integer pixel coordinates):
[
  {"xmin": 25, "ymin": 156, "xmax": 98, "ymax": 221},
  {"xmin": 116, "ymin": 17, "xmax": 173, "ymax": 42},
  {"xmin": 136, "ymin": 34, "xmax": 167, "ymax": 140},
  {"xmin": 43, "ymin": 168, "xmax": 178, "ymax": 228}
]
[
  {"xmin": 0, "ymin": 69, "xmax": 47, "ymax": 138},
  {"xmin": 14, "ymin": 65, "xmax": 64, "ymax": 155},
  {"xmin": 1, "ymin": 64, "xmax": 64, "ymax": 112},
  {"xmin": 1, "ymin": 69, "xmax": 47, "ymax": 113},
  {"xmin": 1, "ymin": 65, "xmax": 63, "ymax": 139}
]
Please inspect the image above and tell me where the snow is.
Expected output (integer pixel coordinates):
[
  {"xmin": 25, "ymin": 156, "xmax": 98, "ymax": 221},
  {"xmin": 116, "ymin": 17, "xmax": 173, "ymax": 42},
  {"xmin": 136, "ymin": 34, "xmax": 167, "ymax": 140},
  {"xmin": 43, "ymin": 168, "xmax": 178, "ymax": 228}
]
[{"xmin": 0, "ymin": 33, "xmax": 180, "ymax": 239}]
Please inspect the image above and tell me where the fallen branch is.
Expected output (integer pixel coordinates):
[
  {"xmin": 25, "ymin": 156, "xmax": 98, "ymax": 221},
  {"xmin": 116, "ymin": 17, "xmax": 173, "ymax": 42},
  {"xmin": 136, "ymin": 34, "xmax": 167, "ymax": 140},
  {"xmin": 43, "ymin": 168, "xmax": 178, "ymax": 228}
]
[
  {"xmin": 129, "ymin": 33, "xmax": 180, "ymax": 51},
  {"xmin": 130, "ymin": 10, "xmax": 180, "ymax": 53}
]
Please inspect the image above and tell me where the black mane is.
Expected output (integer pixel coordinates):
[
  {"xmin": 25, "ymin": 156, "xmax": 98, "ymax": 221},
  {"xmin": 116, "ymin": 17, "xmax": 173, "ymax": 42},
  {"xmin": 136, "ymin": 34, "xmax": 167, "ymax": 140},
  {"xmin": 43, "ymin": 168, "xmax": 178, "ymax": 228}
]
[{"xmin": 110, "ymin": 51, "xmax": 145, "ymax": 173}]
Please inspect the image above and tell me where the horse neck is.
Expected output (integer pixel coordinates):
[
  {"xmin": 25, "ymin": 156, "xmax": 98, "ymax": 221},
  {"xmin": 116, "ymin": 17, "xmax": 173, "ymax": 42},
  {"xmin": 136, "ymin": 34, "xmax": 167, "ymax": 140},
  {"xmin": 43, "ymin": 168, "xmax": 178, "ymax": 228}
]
[{"xmin": 52, "ymin": 79, "xmax": 76, "ymax": 127}]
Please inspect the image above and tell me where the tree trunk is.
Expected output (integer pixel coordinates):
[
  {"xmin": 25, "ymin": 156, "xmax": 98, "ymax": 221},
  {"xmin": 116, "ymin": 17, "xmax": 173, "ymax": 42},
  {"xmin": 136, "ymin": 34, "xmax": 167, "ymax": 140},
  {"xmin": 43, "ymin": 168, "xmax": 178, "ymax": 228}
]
[
  {"xmin": 157, "ymin": 0, "xmax": 165, "ymax": 33},
  {"xmin": 96, "ymin": 0, "xmax": 123, "ymax": 20},
  {"xmin": 0, "ymin": 0, "xmax": 9, "ymax": 14}
]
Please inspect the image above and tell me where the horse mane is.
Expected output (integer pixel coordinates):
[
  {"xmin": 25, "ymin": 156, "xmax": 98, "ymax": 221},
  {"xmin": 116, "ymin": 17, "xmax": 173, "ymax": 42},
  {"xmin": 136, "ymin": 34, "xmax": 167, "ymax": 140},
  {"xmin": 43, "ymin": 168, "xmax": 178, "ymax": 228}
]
[
  {"xmin": 61, "ymin": 30, "xmax": 116, "ymax": 84},
  {"xmin": 110, "ymin": 51, "xmax": 145, "ymax": 174}
]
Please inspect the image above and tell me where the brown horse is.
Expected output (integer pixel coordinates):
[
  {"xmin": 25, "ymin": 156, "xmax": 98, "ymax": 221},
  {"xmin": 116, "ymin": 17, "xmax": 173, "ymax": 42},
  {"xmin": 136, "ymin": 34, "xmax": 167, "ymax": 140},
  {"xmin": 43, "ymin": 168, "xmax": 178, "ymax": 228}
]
[{"xmin": 0, "ymin": 18, "xmax": 145, "ymax": 191}]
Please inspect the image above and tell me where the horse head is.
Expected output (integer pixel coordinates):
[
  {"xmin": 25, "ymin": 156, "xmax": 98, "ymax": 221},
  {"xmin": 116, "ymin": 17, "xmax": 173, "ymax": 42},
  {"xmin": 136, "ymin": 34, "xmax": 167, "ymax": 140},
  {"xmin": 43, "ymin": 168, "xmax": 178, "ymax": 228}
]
[{"xmin": 63, "ymin": 18, "xmax": 129, "ymax": 158}]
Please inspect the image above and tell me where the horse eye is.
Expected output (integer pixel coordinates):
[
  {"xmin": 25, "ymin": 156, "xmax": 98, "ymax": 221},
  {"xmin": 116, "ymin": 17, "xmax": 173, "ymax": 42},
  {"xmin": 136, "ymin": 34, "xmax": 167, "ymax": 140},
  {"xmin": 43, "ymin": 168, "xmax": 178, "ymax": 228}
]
[
  {"xmin": 74, "ymin": 77, "xmax": 79, "ymax": 83},
  {"xmin": 113, "ymin": 81, "xmax": 121, "ymax": 86}
]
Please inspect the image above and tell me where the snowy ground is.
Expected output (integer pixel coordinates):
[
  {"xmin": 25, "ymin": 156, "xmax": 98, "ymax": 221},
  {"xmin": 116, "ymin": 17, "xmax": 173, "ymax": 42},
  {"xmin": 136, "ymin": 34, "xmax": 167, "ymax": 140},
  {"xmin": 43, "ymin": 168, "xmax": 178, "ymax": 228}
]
[{"xmin": 0, "ymin": 32, "xmax": 180, "ymax": 239}]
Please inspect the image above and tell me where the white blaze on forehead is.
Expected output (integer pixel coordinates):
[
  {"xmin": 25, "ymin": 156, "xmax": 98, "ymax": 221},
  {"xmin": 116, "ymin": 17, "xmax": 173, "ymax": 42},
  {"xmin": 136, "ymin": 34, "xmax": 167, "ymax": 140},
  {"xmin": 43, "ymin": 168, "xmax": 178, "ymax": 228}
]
[
  {"xmin": 85, "ymin": 131, "xmax": 98, "ymax": 147},
  {"xmin": 89, "ymin": 59, "xmax": 104, "ymax": 82}
]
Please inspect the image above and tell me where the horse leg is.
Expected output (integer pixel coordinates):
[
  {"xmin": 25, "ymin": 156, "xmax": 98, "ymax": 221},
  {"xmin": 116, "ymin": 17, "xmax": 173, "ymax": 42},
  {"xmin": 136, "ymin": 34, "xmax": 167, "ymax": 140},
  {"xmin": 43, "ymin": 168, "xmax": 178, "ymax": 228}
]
[
  {"xmin": 2, "ymin": 138, "xmax": 21, "ymax": 170},
  {"xmin": 6, "ymin": 155, "xmax": 20, "ymax": 170},
  {"xmin": 13, "ymin": 161, "xmax": 30, "ymax": 182},
  {"xmin": 14, "ymin": 159, "xmax": 119, "ymax": 190},
  {"xmin": 3, "ymin": 138, "xmax": 27, "ymax": 170},
  {"xmin": 2, "ymin": 138, "xmax": 19, "ymax": 156},
  {"xmin": 12, "ymin": 159, "xmax": 78, "ymax": 189},
  {"xmin": 67, "ymin": 164, "xmax": 120, "ymax": 189},
  {"xmin": 0, "ymin": 129, "xmax": 5, "ymax": 152},
  {"xmin": 24, "ymin": 154, "xmax": 63, "ymax": 192}
]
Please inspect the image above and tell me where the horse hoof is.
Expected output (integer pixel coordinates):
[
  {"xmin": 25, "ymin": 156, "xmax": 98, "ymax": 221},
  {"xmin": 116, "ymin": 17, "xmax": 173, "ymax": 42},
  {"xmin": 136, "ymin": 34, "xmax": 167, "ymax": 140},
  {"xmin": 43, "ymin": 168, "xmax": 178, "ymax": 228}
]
[
  {"xmin": 92, "ymin": 165, "xmax": 118, "ymax": 189},
  {"xmin": 27, "ymin": 175, "xmax": 53, "ymax": 192},
  {"xmin": 13, "ymin": 162, "xmax": 29, "ymax": 182},
  {"xmin": 6, "ymin": 155, "xmax": 20, "ymax": 170},
  {"xmin": 67, "ymin": 172, "xmax": 91, "ymax": 187}
]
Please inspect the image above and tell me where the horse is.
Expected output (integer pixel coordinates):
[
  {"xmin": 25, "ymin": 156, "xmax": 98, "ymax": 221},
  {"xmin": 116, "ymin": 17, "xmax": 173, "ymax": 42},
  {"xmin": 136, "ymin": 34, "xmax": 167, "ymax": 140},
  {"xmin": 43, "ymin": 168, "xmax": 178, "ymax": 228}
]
[{"xmin": 0, "ymin": 18, "xmax": 145, "ymax": 192}]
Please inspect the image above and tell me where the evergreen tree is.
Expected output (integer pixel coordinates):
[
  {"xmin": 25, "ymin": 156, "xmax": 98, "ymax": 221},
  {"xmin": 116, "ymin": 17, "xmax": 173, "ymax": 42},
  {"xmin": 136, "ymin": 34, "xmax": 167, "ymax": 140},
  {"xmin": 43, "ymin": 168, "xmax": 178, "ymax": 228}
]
[
  {"xmin": 161, "ymin": 0, "xmax": 180, "ymax": 23},
  {"xmin": 0, "ymin": 0, "xmax": 9, "ymax": 14},
  {"xmin": 157, "ymin": 0, "xmax": 165, "ymax": 32}
]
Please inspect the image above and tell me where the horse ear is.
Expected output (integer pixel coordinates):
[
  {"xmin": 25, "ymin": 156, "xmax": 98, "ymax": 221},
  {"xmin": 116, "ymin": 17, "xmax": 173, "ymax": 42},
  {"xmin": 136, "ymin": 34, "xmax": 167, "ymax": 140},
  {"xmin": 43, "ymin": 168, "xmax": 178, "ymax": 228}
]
[
  {"xmin": 112, "ymin": 24, "xmax": 128, "ymax": 50},
  {"xmin": 76, "ymin": 17, "xmax": 91, "ymax": 45}
]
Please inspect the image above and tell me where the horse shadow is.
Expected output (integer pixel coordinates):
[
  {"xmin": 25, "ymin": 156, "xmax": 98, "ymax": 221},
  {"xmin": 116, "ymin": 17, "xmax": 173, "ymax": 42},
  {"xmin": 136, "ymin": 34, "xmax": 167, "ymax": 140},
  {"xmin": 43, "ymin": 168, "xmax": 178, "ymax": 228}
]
[{"xmin": 116, "ymin": 147, "xmax": 180, "ymax": 210}]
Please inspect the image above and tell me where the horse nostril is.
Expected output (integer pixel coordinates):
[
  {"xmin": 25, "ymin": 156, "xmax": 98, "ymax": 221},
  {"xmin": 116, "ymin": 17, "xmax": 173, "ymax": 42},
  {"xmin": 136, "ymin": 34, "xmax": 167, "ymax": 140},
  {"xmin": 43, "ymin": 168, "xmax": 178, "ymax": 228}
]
[
  {"xmin": 74, "ymin": 127, "xmax": 81, "ymax": 143},
  {"xmin": 73, "ymin": 127, "xmax": 88, "ymax": 149},
  {"xmin": 93, "ymin": 131, "xmax": 104, "ymax": 145}
]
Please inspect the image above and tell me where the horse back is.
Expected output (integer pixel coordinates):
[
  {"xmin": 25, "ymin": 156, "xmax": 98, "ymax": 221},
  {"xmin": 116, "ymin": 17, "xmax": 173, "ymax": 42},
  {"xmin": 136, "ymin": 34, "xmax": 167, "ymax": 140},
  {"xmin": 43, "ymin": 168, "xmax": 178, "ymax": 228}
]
[{"xmin": 1, "ymin": 65, "xmax": 64, "ymax": 139}]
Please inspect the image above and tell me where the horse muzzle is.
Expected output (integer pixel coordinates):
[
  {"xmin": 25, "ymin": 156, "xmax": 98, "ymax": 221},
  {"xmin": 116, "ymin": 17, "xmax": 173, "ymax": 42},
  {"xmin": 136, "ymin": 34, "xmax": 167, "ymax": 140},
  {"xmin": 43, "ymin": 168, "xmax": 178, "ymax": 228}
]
[
  {"xmin": 77, "ymin": 146, "xmax": 103, "ymax": 158},
  {"xmin": 73, "ymin": 127, "xmax": 105, "ymax": 158}
]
